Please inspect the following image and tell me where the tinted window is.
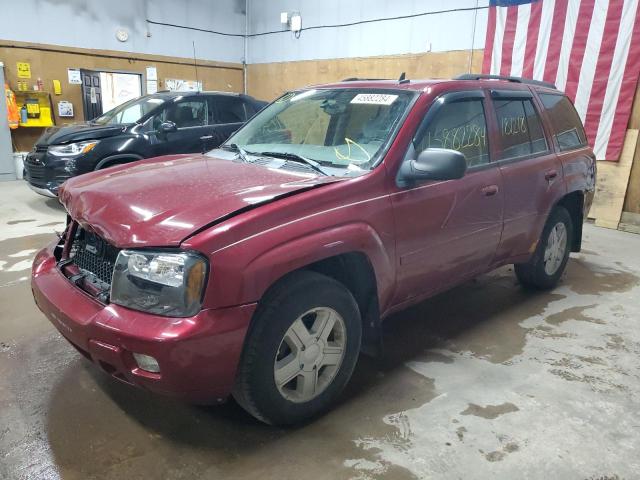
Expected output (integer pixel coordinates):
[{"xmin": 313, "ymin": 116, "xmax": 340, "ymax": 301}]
[
  {"xmin": 212, "ymin": 97, "xmax": 248, "ymax": 123},
  {"xmin": 166, "ymin": 99, "xmax": 207, "ymax": 128},
  {"xmin": 523, "ymin": 101, "xmax": 548, "ymax": 154},
  {"xmin": 416, "ymin": 99, "xmax": 489, "ymax": 167},
  {"xmin": 494, "ymin": 98, "xmax": 548, "ymax": 159},
  {"xmin": 539, "ymin": 93, "xmax": 587, "ymax": 151}
]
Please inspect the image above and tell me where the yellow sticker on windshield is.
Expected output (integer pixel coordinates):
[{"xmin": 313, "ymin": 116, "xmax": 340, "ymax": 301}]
[
  {"xmin": 334, "ymin": 138, "xmax": 371, "ymax": 164},
  {"xmin": 350, "ymin": 93, "xmax": 398, "ymax": 105}
]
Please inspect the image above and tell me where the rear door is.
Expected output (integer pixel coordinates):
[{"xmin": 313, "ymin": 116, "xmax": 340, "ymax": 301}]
[
  {"xmin": 207, "ymin": 95, "xmax": 250, "ymax": 146},
  {"xmin": 390, "ymin": 90, "xmax": 504, "ymax": 305},
  {"xmin": 489, "ymin": 89, "xmax": 565, "ymax": 264}
]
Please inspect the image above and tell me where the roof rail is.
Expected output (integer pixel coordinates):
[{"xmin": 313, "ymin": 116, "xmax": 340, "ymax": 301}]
[
  {"xmin": 341, "ymin": 77, "xmax": 390, "ymax": 82},
  {"xmin": 454, "ymin": 74, "xmax": 557, "ymax": 90}
]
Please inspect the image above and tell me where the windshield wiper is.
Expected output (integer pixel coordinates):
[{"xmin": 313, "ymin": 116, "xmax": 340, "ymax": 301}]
[
  {"xmin": 259, "ymin": 151, "xmax": 330, "ymax": 176},
  {"xmin": 222, "ymin": 143, "xmax": 252, "ymax": 163}
]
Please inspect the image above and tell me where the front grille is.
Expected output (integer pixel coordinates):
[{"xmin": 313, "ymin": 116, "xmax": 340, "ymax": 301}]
[
  {"xmin": 35, "ymin": 145, "xmax": 48, "ymax": 153},
  {"xmin": 69, "ymin": 228, "xmax": 119, "ymax": 287},
  {"xmin": 25, "ymin": 157, "xmax": 46, "ymax": 181}
]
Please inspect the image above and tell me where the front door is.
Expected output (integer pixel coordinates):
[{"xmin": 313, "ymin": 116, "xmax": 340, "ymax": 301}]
[
  {"xmin": 390, "ymin": 91, "xmax": 504, "ymax": 306},
  {"xmin": 80, "ymin": 70, "xmax": 102, "ymax": 120},
  {"xmin": 151, "ymin": 96, "xmax": 212, "ymax": 155}
]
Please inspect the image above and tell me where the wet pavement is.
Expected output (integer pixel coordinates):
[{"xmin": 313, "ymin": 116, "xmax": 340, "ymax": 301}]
[{"xmin": 1, "ymin": 180, "xmax": 639, "ymax": 480}]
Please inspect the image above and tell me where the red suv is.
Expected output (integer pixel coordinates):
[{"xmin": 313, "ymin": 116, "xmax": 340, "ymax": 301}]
[{"xmin": 32, "ymin": 74, "xmax": 596, "ymax": 425}]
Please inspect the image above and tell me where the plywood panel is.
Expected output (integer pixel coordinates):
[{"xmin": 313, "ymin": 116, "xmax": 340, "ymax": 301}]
[
  {"xmin": 590, "ymin": 129, "xmax": 638, "ymax": 229},
  {"xmin": 623, "ymin": 84, "xmax": 640, "ymax": 214},
  {"xmin": 1, "ymin": 40, "xmax": 243, "ymax": 151},
  {"xmin": 246, "ymin": 49, "xmax": 484, "ymax": 102}
]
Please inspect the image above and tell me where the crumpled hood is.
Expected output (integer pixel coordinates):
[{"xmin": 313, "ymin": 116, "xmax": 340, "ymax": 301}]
[
  {"xmin": 36, "ymin": 123, "xmax": 126, "ymax": 146},
  {"xmin": 59, "ymin": 153, "xmax": 338, "ymax": 247}
]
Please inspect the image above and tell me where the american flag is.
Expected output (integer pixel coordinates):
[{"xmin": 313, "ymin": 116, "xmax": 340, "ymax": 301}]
[{"xmin": 482, "ymin": 0, "xmax": 640, "ymax": 161}]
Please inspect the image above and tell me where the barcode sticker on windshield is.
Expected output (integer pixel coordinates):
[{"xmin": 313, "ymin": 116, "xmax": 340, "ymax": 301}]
[{"xmin": 350, "ymin": 94, "xmax": 398, "ymax": 105}]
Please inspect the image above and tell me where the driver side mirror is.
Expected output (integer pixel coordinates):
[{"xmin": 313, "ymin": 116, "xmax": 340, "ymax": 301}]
[
  {"xmin": 158, "ymin": 121, "xmax": 177, "ymax": 133},
  {"xmin": 397, "ymin": 148, "xmax": 467, "ymax": 186}
]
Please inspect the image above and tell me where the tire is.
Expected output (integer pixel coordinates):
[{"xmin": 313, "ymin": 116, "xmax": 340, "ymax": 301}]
[
  {"xmin": 515, "ymin": 206, "xmax": 573, "ymax": 290},
  {"xmin": 233, "ymin": 271, "xmax": 362, "ymax": 425}
]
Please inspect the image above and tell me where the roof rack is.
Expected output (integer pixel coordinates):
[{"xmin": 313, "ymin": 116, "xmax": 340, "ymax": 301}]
[
  {"xmin": 342, "ymin": 72, "xmax": 410, "ymax": 84},
  {"xmin": 454, "ymin": 74, "xmax": 557, "ymax": 90},
  {"xmin": 341, "ymin": 77, "xmax": 390, "ymax": 82}
]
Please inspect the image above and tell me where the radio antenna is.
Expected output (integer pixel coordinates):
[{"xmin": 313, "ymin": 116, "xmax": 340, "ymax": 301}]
[{"xmin": 192, "ymin": 40, "xmax": 200, "ymax": 91}]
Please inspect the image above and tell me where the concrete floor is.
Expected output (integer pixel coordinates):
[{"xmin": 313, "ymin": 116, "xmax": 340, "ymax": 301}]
[{"xmin": 1, "ymin": 180, "xmax": 639, "ymax": 480}]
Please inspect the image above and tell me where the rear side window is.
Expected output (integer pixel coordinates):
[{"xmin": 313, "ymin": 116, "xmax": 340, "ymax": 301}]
[
  {"xmin": 211, "ymin": 97, "xmax": 248, "ymax": 124},
  {"xmin": 494, "ymin": 98, "xmax": 548, "ymax": 160},
  {"xmin": 415, "ymin": 99, "xmax": 489, "ymax": 167},
  {"xmin": 539, "ymin": 93, "xmax": 587, "ymax": 151}
]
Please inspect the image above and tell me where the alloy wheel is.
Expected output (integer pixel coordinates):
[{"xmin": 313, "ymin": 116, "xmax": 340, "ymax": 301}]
[
  {"xmin": 273, "ymin": 307, "xmax": 347, "ymax": 403},
  {"xmin": 543, "ymin": 222, "xmax": 568, "ymax": 275}
]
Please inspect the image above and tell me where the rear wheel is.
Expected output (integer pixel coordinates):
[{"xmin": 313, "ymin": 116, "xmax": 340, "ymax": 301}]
[
  {"xmin": 233, "ymin": 271, "xmax": 361, "ymax": 425},
  {"xmin": 515, "ymin": 206, "xmax": 573, "ymax": 290}
]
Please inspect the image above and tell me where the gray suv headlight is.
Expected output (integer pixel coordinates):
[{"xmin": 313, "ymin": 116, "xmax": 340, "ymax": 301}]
[{"xmin": 111, "ymin": 250, "xmax": 208, "ymax": 317}]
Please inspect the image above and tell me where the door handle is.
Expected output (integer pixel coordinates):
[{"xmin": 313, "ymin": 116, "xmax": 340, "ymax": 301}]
[
  {"xmin": 481, "ymin": 185, "xmax": 499, "ymax": 196},
  {"xmin": 544, "ymin": 169, "xmax": 558, "ymax": 181}
]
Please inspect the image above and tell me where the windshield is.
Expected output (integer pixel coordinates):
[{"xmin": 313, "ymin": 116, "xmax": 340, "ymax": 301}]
[
  {"xmin": 221, "ymin": 88, "xmax": 415, "ymax": 175},
  {"xmin": 92, "ymin": 95, "xmax": 168, "ymax": 125}
]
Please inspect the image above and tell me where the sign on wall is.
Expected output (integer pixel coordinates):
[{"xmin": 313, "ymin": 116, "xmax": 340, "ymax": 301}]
[
  {"xmin": 165, "ymin": 79, "xmax": 202, "ymax": 92},
  {"xmin": 67, "ymin": 68, "xmax": 82, "ymax": 84},
  {"xmin": 58, "ymin": 101, "xmax": 74, "ymax": 117},
  {"xmin": 16, "ymin": 62, "xmax": 31, "ymax": 79}
]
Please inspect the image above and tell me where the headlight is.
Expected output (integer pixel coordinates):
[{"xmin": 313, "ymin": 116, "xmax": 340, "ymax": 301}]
[
  {"xmin": 48, "ymin": 140, "xmax": 99, "ymax": 157},
  {"xmin": 110, "ymin": 250, "xmax": 208, "ymax": 317}
]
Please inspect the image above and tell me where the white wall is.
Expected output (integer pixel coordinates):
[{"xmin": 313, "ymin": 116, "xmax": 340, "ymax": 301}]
[
  {"xmin": 1, "ymin": 0, "xmax": 247, "ymax": 63},
  {"xmin": 1, "ymin": 0, "xmax": 489, "ymax": 65},
  {"xmin": 247, "ymin": 0, "xmax": 489, "ymax": 64}
]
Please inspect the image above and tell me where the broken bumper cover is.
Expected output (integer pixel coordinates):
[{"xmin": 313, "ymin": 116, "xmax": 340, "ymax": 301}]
[{"xmin": 31, "ymin": 241, "xmax": 255, "ymax": 404}]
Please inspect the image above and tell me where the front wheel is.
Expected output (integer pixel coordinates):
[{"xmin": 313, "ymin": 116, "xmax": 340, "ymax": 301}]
[
  {"xmin": 233, "ymin": 271, "xmax": 362, "ymax": 425},
  {"xmin": 515, "ymin": 206, "xmax": 573, "ymax": 290}
]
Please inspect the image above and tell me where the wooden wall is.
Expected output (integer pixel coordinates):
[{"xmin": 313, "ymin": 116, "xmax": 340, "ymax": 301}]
[
  {"xmin": 1, "ymin": 40, "xmax": 244, "ymax": 151},
  {"xmin": 246, "ymin": 49, "xmax": 484, "ymax": 102}
]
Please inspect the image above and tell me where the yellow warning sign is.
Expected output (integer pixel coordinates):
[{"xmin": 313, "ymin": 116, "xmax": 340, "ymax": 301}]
[{"xmin": 17, "ymin": 62, "xmax": 31, "ymax": 79}]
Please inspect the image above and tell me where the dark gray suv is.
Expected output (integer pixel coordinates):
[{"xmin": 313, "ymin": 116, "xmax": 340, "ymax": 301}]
[{"xmin": 24, "ymin": 91, "xmax": 266, "ymax": 197}]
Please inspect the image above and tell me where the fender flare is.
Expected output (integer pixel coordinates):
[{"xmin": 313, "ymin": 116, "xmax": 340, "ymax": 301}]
[
  {"xmin": 95, "ymin": 153, "xmax": 144, "ymax": 170},
  {"xmin": 238, "ymin": 222, "xmax": 395, "ymax": 310}
]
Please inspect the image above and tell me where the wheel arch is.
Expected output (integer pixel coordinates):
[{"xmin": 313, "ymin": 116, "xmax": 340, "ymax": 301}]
[
  {"xmin": 233, "ymin": 222, "xmax": 394, "ymax": 357},
  {"xmin": 255, "ymin": 251, "xmax": 383, "ymax": 357},
  {"xmin": 95, "ymin": 153, "xmax": 144, "ymax": 170}
]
